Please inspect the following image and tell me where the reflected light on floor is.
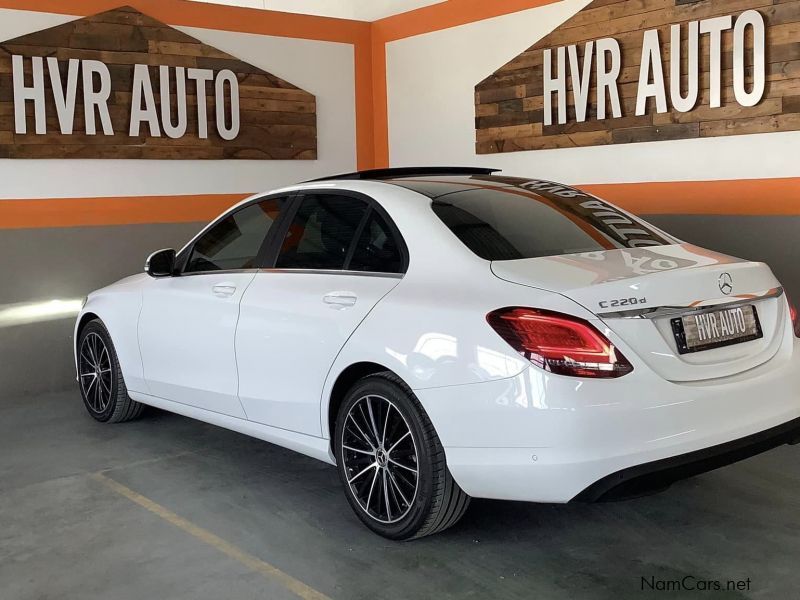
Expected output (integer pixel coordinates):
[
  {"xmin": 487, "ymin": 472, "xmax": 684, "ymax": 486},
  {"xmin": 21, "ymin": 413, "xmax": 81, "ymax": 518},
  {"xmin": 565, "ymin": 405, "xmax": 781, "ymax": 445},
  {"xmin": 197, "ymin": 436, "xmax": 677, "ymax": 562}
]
[{"xmin": 0, "ymin": 299, "xmax": 83, "ymax": 328}]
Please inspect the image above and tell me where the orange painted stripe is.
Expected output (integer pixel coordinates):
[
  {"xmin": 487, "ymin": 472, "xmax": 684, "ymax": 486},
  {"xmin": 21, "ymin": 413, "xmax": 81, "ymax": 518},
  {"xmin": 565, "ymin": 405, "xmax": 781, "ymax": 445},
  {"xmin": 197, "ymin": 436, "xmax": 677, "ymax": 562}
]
[
  {"xmin": 1, "ymin": 178, "xmax": 798, "ymax": 230},
  {"xmin": 370, "ymin": 36, "xmax": 390, "ymax": 169},
  {"xmin": 355, "ymin": 37, "xmax": 377, "ymax": 171},
  {"xmin": 0, "ymin": 194, "xmax": 250, "ymax": 229},
  {"xmin": 579, "ymin": 178, "xmax": 800, "ymax": 216},
  {"xmin": 0, "ymin": 0, "xmax": 369, "ymax": 43},
  {"xmin": 372, "ymin": 0, "xmax": 563, "ymax": 43}
]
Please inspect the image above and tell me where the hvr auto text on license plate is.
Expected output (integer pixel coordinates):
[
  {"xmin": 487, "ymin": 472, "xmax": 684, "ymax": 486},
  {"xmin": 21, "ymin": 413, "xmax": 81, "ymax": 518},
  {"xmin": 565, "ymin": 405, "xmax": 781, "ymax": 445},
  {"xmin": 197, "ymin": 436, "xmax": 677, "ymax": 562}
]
[{"xmin": 671, "ymin": 305, "xmax": 763, "ymax": 354}]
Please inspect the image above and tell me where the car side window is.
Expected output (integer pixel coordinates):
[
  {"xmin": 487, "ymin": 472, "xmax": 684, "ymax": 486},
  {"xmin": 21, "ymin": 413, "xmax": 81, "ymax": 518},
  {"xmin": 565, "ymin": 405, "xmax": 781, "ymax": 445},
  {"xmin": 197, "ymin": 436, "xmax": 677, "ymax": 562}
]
[
  {"xmin": 348, "ymin": 211, "xmax": 404, "ymax": 274},
  {"xmin": 185, "ymin": 197, "xmax": 285, "ymax": 273},
  {"xmin": 276, "ymin": 194, "xmax": 369, "ymax": 270}
]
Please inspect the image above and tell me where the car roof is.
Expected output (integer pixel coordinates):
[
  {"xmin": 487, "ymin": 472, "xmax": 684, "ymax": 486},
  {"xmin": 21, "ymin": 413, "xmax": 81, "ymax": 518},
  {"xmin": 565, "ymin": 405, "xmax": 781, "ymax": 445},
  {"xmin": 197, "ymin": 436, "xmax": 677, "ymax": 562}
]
[
  {"xmin": 379, "ymin": 174, "xmax": 536, "ymax": 199},
  {"xmin": 303, "ymin": 167, "xmax": 589, "ymax": 203}
]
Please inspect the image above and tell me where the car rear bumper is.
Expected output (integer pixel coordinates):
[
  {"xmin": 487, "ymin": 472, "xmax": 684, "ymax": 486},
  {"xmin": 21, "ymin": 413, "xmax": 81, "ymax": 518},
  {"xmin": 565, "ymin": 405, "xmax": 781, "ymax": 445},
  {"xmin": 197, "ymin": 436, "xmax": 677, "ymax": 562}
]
[
  {"xmin": 573, "ymin": 415, "xmax": 800, "ymax": 502},
  {"xmin": 415, "ymin": 337, "xmax": 800, "ymax": 503}
]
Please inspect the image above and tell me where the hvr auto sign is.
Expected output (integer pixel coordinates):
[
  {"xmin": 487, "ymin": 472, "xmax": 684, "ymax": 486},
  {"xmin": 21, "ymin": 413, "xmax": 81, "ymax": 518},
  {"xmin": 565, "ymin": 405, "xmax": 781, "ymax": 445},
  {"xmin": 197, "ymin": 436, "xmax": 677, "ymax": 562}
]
[
  {"xmin": 543, "ymin": 10, "xmax": 766, "ymax": 126},
  {"xmin": 10, "ymin": 56, "xmax": 241, "ymax": 140}
]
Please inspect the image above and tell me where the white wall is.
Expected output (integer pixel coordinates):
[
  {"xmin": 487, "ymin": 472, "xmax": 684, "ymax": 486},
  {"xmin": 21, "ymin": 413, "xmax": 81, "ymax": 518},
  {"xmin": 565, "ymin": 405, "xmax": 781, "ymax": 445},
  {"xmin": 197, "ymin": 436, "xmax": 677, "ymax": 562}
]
[
  {"xmin": 386, "ymin": 0, "xmax": 800, "ymax": 184},
  {"xmin": 0, "ymin": 8, "xmax": 356, "ymax": 199},
  {"xmin": 187, "ymin": 0, "xmax": 446, "ymax": 21}
]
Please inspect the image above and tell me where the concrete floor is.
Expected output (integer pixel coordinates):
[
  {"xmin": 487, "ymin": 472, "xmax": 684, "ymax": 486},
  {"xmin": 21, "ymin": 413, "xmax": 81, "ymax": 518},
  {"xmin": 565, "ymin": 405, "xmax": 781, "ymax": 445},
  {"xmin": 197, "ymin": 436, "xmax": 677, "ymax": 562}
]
[{"xmin": 2, "ymin": 392, "xmax": 800, "ymax": 600}]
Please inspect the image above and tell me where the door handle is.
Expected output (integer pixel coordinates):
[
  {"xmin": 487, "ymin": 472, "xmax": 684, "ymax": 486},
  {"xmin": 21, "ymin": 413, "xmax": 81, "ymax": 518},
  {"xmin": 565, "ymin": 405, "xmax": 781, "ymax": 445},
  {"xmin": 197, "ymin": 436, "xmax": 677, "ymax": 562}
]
[
  {"xmin": 212, "ymin": 283, "xmax": 237, "ymax": 297},
  {"xmin": 323, "ymin": 292, "xmax": 357, "ymax": 309}
]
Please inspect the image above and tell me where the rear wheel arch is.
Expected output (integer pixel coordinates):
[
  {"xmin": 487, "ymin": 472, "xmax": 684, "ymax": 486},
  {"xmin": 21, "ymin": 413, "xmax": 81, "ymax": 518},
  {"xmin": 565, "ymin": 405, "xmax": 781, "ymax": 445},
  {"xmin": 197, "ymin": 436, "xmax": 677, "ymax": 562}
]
[{"xmin": 328, "ymin": 362, "xmax": 404, "ymax": 451}]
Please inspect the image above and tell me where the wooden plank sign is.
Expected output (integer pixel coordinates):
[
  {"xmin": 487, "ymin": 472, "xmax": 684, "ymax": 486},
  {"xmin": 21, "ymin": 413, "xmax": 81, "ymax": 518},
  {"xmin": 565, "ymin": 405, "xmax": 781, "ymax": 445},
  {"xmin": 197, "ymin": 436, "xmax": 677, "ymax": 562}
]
[
  {"xmin": 474, "ymin": 0, "xmax": 800, "ymax": 154},
  {"xmin": 0, "ymin": 6, "xmax": 317, "ymax": 159}
]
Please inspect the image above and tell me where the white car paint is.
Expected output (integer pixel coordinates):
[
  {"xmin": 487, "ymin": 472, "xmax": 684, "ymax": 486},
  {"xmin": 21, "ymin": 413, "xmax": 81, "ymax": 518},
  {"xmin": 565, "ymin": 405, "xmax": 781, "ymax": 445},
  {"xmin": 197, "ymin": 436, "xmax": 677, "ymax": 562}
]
[
  {"xmin": 236, "ymin": 270, "xmax": 401, "ymax": 434},
  {"xmin": 75, "ymin": 173, "xmax": 800, "ymax": 504},
  {"xmin": 138, "ymin": 271, "xmax": 258, "ymax": 417}
]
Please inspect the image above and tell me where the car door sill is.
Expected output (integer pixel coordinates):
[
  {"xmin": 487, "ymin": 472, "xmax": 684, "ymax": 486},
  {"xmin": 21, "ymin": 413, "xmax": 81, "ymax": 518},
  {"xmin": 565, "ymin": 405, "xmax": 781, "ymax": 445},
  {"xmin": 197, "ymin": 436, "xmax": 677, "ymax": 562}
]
[{"xmin": 128, "ymin": 391, "xmax": 335, "ymax": 465}]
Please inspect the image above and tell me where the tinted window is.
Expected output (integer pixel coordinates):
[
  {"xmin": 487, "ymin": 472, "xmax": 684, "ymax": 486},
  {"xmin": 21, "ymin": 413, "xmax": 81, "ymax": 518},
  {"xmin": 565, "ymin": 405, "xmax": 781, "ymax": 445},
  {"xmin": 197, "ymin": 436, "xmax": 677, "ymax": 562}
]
[
  {"xmin": 185, "ymin": 198, "xmax": 284, "ymax": 273},
  {"xmin": 432, "ymin": 188, "xmax": 671, "ymax": 261},
  {"xmin": 349, "ymin": 211, "xmax": 404, "ymax": 274},
  {"xmin": 276, "ymin": 194, "xmax": 368, "ymax": 270}
]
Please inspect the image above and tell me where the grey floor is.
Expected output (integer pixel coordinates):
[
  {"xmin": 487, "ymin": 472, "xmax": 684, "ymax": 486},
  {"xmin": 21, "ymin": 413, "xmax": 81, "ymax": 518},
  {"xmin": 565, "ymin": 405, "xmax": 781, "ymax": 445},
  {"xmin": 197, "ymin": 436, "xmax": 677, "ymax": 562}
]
[{"xmin": 2, "ymin": 391, "xmax": 800, "ymax": 600}]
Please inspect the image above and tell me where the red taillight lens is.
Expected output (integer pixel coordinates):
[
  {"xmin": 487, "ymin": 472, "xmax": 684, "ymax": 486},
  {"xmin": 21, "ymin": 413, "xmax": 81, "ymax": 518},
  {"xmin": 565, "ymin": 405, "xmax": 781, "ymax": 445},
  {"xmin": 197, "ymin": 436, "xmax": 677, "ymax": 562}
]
[
  {"xmin": 487, "ymin": 307, "xmax": 633, "ymax": 378},
  {"xmin": 789, "ymin": 298, "xmax": 800, "ymax": 338}
]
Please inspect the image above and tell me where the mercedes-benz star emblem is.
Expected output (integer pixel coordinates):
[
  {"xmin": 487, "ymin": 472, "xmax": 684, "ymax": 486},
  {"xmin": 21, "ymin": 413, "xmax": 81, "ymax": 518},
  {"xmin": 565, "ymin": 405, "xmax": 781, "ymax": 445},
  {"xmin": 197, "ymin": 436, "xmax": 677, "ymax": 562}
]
[{"xmin": 719, "ymin": 272, "xmax": 733, "ymax": 295}]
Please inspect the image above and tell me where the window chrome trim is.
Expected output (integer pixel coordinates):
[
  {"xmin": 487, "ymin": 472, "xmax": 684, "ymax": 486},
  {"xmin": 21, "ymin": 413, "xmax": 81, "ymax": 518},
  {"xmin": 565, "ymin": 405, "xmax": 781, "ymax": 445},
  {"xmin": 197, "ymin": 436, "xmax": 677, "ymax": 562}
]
[
  {"xmin": 176, "ymin": 268, "xmax": 260, "ymax": 278},
  {"xmin": 259, "ymin": 268, "xmax": 403, "ymax": 279},
  {"xmin": 598, "ymin": 287, "xmax": 784, "ymax": 320}
]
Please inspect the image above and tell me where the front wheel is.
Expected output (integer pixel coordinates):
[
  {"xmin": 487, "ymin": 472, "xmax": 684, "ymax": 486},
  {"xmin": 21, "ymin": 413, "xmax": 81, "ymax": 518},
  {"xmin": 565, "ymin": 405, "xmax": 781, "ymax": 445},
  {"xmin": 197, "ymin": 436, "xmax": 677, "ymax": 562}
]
[
  {"xmin": 334, "ymin": 372, "xmax": 470, "ymax": 540},
  {"xmin": 77, "ymin": 319, "xmax": 144, "ymax": 423}
]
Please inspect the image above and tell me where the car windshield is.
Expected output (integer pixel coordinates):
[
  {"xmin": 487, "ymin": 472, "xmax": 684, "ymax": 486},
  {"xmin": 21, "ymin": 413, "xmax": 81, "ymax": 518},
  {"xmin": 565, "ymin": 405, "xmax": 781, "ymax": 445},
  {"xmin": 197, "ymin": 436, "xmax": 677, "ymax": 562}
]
[{"xmin": 431, "ymin": 185, "xmax": 672, "ymax": 261}]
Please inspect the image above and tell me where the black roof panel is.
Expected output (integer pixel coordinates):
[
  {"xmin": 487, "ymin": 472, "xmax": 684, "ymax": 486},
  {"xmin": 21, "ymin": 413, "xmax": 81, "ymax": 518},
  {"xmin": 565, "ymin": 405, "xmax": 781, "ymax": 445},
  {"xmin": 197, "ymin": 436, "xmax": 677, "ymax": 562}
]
[
  {"xmin": 384, "ymin": 174, "xmax": 525, "ymax": 199},
  {"xmin": 305, "ymin": 166, "xmax": 500, "ymax": 183}
]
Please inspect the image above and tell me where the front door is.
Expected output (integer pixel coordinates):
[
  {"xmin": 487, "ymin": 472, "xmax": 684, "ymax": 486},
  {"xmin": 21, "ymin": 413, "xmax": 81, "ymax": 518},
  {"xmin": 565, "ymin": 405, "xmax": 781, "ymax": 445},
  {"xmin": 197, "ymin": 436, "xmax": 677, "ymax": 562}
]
[{"xmin": 138, "ymin": 196, "xmax": 288, "ymax": 417}]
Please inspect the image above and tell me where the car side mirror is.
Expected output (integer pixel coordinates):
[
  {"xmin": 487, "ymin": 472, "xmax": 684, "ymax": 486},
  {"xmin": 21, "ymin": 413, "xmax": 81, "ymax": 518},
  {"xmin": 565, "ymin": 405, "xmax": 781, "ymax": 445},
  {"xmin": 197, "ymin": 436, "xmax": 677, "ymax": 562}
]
[{"xmin": 145, "ymin": 248, "xmax": 177, "ymax": 278}]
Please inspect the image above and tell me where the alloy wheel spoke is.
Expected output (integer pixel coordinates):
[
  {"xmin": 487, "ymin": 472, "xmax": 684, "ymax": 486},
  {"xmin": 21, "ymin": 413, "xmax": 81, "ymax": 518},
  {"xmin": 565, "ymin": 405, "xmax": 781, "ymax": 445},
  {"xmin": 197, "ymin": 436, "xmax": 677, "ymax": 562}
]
[
  {"xmin": 381, "ymin": 403, "xmax": 391, "ymax": 447},
  {"xmin": 81, "ymin": 349, "xmax": 95, "ymax": 369},
  {"xmin": 99, "ymin": 374, "xmax": 112, "ymax": 396},
  {"xmin": 97, "ymin": 371, "xmax": 106, "ymax": 408},
  {"xmin": 365, "ymin": 468, "xmax": 379, "ymax": 514},
  {"xmin": 88, "ymin": 336, "xmax": 99, "ymax": 367},
  {"xmin": 92, "ymin": 377, "xmax": 101, "ymax": 410},
  {"xmin": 382, "ymin": 469, "xmax": 391, "ymax": 522},
  {"xmin": 348, "ymin": 462, "xmax": 377, "ymax": 485},
  {"xmin": 357, "ymin": 403, "xmax": 378, "ymax": 447},
  {"xmin": 366, "ymin": 397, "xmax": 382, "ymax": 448},
  {"xmin": 387, "ymin": 430, "xmax": 411, "ymax": 456},
  {"xmin": 392, "ymin": 464, "xmax": 417, "ymax": 492},
  {"xmin": 85, "ymin": 344, "xmax": 97, "ymax": 369},
  {"xmin": 387, "ymin": 468, "xmax": 410, "ymax": 507},
  {"xmin": 388, "ymin": 456, "xmax": 418, "ymax": 474},
  {"xmin": 342, "ymin": 444, "xmax": 374, "ymax": 456},
  {"xmin": 347, "ymin": 413, "xmax": 376, "ymax": 451}
]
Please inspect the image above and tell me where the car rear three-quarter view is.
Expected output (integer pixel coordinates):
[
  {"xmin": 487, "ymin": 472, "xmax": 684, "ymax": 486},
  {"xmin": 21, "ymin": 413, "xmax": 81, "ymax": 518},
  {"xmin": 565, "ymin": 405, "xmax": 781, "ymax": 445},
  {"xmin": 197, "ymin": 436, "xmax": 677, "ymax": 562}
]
[{"xmin": 74, "ymin": 167, "xmax": 800, "ymax": 540}]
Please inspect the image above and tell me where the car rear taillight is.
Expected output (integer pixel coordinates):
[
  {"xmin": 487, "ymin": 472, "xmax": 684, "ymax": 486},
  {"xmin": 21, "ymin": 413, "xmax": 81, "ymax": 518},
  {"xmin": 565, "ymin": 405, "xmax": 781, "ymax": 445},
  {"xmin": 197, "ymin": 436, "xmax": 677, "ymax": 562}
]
[
  {"xmin": 487, "ymin": 307, "xmax": 633, "ymax": 378},
  {"xmin": 789, "ymin": 298, "xmax": 800, "ymax": 338}
]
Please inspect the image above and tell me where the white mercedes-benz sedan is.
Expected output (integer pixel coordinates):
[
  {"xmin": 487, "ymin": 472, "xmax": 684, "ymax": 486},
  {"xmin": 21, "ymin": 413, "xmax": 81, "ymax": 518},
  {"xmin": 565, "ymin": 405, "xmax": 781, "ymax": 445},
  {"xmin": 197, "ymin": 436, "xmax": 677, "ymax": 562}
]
[{"xmin": 74, "ymin": 167, "xmax": 800, "ymax": 539}]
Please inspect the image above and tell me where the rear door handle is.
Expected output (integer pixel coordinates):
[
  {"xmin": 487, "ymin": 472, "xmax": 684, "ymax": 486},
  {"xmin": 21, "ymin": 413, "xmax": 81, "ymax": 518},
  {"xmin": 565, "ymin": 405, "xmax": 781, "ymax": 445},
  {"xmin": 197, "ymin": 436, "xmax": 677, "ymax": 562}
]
[
  {"xmin": 323, "ymin": 292, "xmax": 357, "ymax": 309},
  {"xmin": 212, "ymin": 283, "xmax": 237, "ymax": 297}
]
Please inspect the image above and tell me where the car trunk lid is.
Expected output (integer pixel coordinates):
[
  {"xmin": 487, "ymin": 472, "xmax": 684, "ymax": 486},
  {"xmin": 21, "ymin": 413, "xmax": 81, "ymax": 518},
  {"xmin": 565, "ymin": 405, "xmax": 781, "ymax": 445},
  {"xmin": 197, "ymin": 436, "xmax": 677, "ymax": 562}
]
[{"xmin": 491, "ymin": 244, "xmax": 788, "ymax": 382}]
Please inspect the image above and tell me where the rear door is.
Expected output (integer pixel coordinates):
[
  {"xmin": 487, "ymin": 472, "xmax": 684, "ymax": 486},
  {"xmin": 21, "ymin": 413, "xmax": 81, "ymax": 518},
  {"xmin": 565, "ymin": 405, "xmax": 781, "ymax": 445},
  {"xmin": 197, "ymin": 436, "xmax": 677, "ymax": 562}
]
[
  {"xmin": 138, "ymin": 195, "xmax": 290, "ymax": 416},
  {"xmin": 236, "ymin": 191, "xmax": 406, "ymax": 435}
]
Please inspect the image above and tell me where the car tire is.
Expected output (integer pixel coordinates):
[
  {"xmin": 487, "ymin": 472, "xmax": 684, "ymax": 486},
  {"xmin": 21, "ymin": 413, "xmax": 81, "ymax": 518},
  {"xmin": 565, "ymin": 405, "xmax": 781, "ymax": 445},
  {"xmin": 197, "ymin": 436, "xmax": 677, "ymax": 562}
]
[
  {"xmin": 77, "ymin": 319, "xmax": 144, "ymax": 423},
  {"xmin": 334, "ymin": 372, "xmax": 470, "ymax": 540}
]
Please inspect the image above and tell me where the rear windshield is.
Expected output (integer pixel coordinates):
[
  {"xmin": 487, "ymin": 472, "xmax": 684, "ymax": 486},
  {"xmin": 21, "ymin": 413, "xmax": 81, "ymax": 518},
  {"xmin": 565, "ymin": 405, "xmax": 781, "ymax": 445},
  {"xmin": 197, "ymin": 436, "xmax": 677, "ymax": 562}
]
[{"xmin": 431, "ymin": 187, "xmax": 672, "ymax": 261}]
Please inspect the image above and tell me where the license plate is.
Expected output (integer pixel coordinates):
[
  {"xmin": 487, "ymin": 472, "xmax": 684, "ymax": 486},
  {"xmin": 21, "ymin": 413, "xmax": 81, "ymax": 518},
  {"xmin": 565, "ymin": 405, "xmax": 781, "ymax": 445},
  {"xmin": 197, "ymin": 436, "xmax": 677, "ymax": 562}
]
[{"xmin": 671, "ymin": 305, "xmax": 763, "ymax": 355}]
